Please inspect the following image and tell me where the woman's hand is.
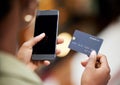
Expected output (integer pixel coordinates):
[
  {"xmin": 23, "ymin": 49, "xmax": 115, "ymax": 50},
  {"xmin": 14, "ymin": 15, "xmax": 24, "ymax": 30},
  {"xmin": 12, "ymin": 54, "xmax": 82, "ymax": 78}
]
[
  {"xmin": 17, "ymin": 33, "xmax": 64, "ymax": 71},
  {"xmin": 81, "ymin": 51, "xmax": 111, "ymax": 85}
]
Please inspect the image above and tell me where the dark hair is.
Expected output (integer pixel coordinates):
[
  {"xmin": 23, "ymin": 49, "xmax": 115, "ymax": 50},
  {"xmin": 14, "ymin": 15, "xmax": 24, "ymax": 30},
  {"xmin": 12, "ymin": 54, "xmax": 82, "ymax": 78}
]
[{"xmin": 0, "ymin": 0, "xmax": 12, "ymax": 21}]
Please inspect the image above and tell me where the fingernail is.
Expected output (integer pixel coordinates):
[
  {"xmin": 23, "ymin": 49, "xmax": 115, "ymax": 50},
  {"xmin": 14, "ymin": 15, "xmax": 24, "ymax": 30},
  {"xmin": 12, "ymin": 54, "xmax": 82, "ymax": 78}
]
[
  {"xmin": 44, "ymin": 60, "xmax": 50, "ymax": 66},
  {"xmin": 90, "ymin": 50, "xmax": 96, "ymax": 58},
  {"xmin": 40, "ymin": 33, "xmax": 45, "ymax": 37}
]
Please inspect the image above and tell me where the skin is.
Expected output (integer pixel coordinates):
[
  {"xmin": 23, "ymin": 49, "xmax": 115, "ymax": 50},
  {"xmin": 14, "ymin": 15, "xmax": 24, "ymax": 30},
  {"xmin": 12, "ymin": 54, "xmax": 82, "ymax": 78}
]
[
  {"xmin": 81, "ymin": 51, "xmax": 111, "ymax": 85},
  {"xmin": 0, "ymin": 0, "xmax": 111, "ymax": 85},
  {"xmin": 17, "ymin": 33, "xmax": 64, "ymax": 70},
  {"xmin": 0, "ymin": 0, "xmax": 20, "ymax": 54}
]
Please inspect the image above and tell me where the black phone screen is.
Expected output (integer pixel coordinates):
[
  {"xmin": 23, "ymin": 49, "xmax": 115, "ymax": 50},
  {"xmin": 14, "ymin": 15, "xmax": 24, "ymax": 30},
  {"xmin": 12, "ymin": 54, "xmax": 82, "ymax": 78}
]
[{"xmin": 33, "ymin": 14, "xmax": 58, "ymax": 55}]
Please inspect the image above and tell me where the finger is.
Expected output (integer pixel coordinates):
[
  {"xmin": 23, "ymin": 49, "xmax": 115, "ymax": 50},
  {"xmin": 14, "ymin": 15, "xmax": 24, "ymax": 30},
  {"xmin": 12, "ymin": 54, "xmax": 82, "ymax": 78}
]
[
  {"xmin": 81, "ymin": 59, "xmax": 88, "ymax": 67},
  {"xmin": 98, "ymin": 54, "xmax": 110, "ymax": 69},
  {"xmin": 27, "ymin": 62, "xmax": 38, "ymax": 71},
  {"xmin": 43, "ymin": 60, "xmax": 50, "ymax": 66},
  {"xmin": 57, "ymin": 37, "xmax": 64, "ymax": 44},
  {"xmin": 86, "ymin": 50, "xmax": 97, "ymax": 68},
  {"xmin": 56, "ymin": 49, "xmax": 61, "ymax": 55},
  {"xmin": 32, "ymin": 60, "xmax": 50, "ymax": 67},
  {"xmin": 25, "ymin": 33, "xmax": 45, "ymax": 47}
]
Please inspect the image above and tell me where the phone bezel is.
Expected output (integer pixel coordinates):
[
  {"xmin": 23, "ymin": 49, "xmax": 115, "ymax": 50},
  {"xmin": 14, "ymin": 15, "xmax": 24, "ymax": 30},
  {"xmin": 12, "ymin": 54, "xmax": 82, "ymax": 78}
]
[{"xmin": 32, "ymin": 10, "xmax": 59, "ymax": 60}]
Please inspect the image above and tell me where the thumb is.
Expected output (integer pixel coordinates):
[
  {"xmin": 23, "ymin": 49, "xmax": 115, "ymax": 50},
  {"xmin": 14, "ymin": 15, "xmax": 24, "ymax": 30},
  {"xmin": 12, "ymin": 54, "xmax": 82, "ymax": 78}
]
[
  {"xmin": 86, "ymin": 50, "xmax": 97, "ymax": 68},
  {"xmin": 26, "ymin": 33, "xmax": 45, "ymax": 47}
]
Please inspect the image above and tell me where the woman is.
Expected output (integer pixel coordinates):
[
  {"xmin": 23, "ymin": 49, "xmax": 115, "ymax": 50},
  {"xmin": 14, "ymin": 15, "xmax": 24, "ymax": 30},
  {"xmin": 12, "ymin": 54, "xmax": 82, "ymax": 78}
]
[{"xmin": 0, "ymin": 0, "xmax": 110, "ymax": 85}]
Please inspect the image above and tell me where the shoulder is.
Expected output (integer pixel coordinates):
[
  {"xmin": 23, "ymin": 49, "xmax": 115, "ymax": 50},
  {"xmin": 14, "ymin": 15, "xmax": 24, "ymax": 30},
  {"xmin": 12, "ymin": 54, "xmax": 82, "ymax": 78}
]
[{"xmin": 0, "ymin": 51, "xmax": 43, "ymax": 85}]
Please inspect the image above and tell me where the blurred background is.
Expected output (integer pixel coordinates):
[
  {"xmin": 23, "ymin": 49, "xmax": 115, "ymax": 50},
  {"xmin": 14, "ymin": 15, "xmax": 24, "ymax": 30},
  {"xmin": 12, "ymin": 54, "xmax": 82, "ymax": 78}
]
[{"xmin": 19, "ymin": 0, "xmax": 120, "ymax": 85}]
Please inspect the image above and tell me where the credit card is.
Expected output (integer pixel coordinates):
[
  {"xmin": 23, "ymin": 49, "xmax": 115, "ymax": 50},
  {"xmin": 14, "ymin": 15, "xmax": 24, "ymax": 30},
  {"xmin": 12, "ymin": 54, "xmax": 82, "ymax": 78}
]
[{"xmin": 68, "ymin": 30, "xmax": 103, "ymax": 56}]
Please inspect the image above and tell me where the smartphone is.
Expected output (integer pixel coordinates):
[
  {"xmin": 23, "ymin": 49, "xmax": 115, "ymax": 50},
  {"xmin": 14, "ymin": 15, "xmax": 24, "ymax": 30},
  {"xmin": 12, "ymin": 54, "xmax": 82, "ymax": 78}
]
[{"xmin": 32, "ymin": 10, "xmax": 59, "ymax": 60}]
